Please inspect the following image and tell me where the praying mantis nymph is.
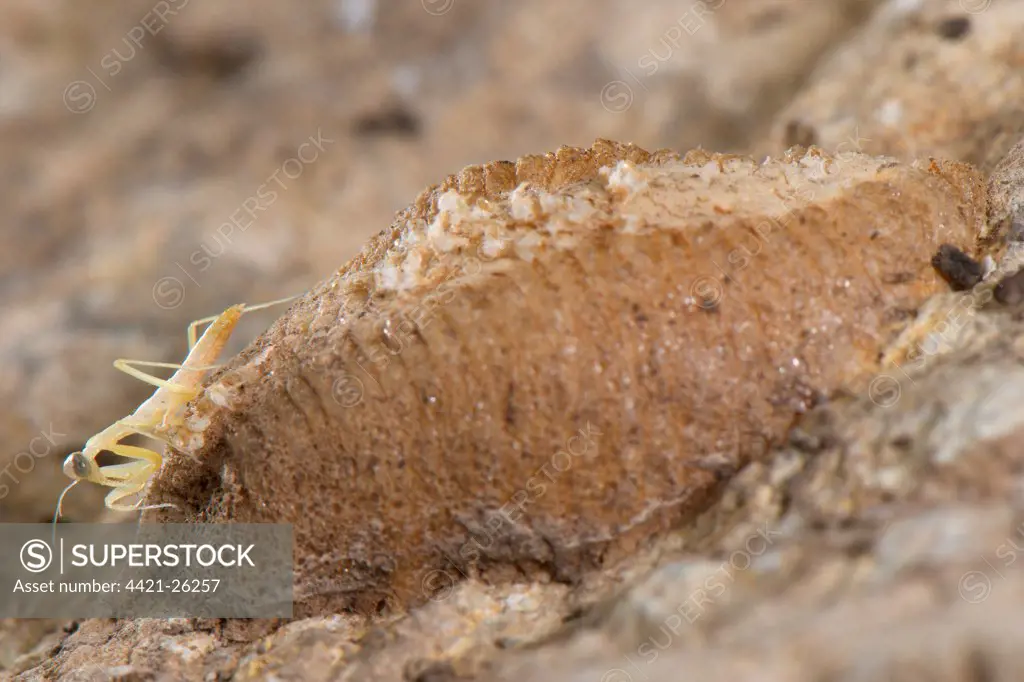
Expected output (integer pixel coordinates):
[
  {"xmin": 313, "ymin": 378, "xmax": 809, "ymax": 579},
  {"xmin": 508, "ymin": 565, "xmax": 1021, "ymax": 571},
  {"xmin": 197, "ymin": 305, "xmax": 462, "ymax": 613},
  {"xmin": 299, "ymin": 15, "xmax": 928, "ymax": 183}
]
[{"xmin": 53, "ymin": 295, "xmax": 298, "ymax": 522}]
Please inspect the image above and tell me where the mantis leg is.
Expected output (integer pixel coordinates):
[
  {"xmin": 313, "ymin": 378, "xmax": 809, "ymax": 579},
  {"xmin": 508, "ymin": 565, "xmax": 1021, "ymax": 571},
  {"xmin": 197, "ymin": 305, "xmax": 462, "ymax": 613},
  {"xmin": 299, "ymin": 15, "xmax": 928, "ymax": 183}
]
[
  {"xmin": 97, "ymin": 444, "xmax": 179, "ymax": 513},
  {"xmin": 92, "ymin": 444, "xmax": 162, "ymax": 483},
  {"xmin": 105, "ymin": 483, "xmax": 178, "ymax": 512},
  {"xmin": 187, "ymin": 294, "xmax": 300, "ymax": 350},
  {"xmin": 120, "ymin": 417, "xmax": 198, "ymax": 458},
  {"xmin": 112, "ymin": 359, "xmax": 213, "ymax": 394},
  {"xmin": 103, "ymin": 480, "xmax": 147, "ymax": 511},
  {"xmin": 118, "ymin": 417, "xmax": 177, "ymax": 444},
  {"xmin": 92, "ymin": 460, "xmax": 153, "ymax": 482}
]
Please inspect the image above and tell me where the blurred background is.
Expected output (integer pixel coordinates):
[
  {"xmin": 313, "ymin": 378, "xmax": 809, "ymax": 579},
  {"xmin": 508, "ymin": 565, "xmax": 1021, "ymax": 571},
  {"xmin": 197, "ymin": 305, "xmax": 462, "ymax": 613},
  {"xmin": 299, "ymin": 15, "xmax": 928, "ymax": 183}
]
[
  {"xmin": 2, "ymin": 0, "xmax": 996, "ymax": 526},
  {"xmin": 6, "ymin": 0, "xmax": 1024, "ymax": 675}
]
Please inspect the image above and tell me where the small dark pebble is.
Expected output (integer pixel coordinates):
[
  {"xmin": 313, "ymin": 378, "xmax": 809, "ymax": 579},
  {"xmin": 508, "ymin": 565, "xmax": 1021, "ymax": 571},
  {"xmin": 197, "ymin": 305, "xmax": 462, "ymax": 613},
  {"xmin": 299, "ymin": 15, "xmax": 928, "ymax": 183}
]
[
  {"xmin": 404, "ymin": 660, "xmax": 462, "ymax": 682},
  {"xmin": 936, "ymin": 15, "xmax": 971, "ymax": 40},
  {"xmin": 995, "ymin": 269, "xmax": 1024, "ymax": 305},
  {"xmin": 784, "ymin": 119, "xmax": 818, "ymax": 148},
  {"xmin": 890, "ymin": 435, "xmax": 913, "ymax": 451},
  {"xmin": 353, "ymin": 104, "xmax": 421, "ymax": 137},
  {"xmin": 931, "ymin": 243, "xmax": 984, "ymax": 291},
  {"xmin": 151, "ymin": 32, "xmax": 262, "ymax": 80}
]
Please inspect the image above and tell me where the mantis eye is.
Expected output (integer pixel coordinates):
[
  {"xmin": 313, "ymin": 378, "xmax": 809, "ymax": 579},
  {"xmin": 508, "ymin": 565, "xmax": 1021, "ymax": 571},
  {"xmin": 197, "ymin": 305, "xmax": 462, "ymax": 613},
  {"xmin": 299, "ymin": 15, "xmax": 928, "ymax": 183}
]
[{"xmin": 62, "ymin": 452, "xmax": 92, "ymax": 480}]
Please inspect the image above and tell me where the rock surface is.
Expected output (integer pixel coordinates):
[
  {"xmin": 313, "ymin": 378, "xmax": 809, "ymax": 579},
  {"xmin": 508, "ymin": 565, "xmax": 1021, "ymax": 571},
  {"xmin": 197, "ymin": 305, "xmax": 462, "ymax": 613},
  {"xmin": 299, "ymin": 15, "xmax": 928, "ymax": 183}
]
[
  {"xmin": 764, "ymin": 0, "xmax": 1024, "ymax": 173},
  {"xmin": 6, "ymin": 0, "xmax": 1024, "ymax": 681}
]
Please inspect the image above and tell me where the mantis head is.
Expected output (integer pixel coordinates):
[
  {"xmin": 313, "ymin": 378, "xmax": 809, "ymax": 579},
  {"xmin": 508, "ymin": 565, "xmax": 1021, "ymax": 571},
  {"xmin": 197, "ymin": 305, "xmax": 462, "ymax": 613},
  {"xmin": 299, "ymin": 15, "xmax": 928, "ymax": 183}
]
[
  {"xmin": 62, "ymin": 450, "xmax": 97, "ymax": 481},
  {"xmin": 55, "ymin": 448, "xmax": 96, "ymax": 527}
]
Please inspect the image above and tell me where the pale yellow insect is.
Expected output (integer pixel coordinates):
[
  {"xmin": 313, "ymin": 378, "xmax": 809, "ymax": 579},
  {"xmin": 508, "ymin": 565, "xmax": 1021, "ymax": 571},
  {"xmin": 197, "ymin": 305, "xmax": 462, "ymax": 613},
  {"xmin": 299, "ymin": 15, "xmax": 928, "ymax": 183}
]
[{"xmin": 53, "ymin": 296, "xmax": 297, "ymax": 521}]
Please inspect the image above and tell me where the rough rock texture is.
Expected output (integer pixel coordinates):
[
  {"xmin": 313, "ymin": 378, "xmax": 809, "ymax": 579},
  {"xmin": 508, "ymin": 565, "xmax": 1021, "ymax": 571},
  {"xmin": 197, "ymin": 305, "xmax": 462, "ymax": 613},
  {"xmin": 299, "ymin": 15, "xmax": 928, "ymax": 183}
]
[
  {"xmin": 982, "ymin": 136, "xmax": 1024, "ymax": 250},
  {"xmin": 593, "ymin": 0, "xmax": 881, "ymax": 151},
  {"xmin": 764, "ymin": 0, "xmax": 1024, "ymax": 173},
  {"xmin": 145, "ymin": 140, "xmax": 983, "ymax": 618},
  {"xmin": 9, "ymin": 0, "xmax": 1024, "ymax": 681}
]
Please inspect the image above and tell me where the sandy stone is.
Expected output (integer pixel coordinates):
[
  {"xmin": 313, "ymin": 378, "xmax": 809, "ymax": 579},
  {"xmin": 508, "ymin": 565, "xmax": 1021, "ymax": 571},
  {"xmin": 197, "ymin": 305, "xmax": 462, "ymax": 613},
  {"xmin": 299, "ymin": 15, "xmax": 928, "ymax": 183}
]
[{"xmin": 764, "ymin": 0, "xmax": 1024, "ymax": 171}]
